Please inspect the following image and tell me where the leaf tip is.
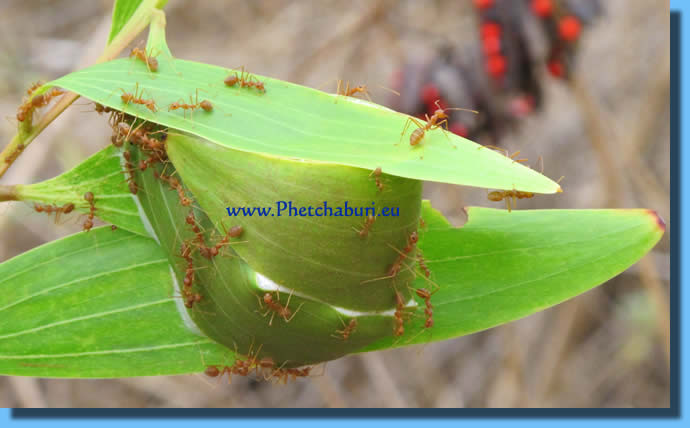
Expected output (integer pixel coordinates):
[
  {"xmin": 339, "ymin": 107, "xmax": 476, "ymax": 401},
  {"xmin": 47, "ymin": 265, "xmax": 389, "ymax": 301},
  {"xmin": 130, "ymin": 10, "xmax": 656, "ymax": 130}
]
[{"xmin": 647, "ymin": 209, "xmax": 666, "ymax": 233}]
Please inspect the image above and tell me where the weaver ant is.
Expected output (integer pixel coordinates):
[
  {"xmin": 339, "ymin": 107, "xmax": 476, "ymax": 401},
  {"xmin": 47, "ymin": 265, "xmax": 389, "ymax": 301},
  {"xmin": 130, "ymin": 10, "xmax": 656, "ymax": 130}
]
[
  {"xmin": 398, "ymin": 100, "xmax": 477, "ymax": 149},
  {"xmin": 333, "ymin": 318, "xmax": 358, "ymax": 340},
  {"xmin": 16, "ymin": 87, "xmax": 65, "ymax": 122},
  {"xmin": 417, "ymin": 251, "xmax": 430, "ymax": 278},
  {"xmin": 487, "ymin": 188, "xmax": 535, "ymax": 212},
  {"xmin": 356, "ymin": 214, "xmax": 376, "ymax": 238},
  {"xmin": 82, "ymin": 191, "xmax": 96, "ymax": 232},
  {"xmin": 258, "ymin": 290, "xmax": 303, "ymax": 326},
  {"xmin": 414, "ymin": 287, "xmax": 437, "ymax": 329},
  {"xmin": 121, "ymin": 150, "xmax": 138, "ymax": 194},
  {"xmin": 168, "ymin": 89, "xmax": 213, "ymax": 120},
  {"xmin": 336, "ymin": 80, "xmax": 371, "ymax": 101},
  {"xmin": 129, "ymin": 46, "xmax": 159, "ymax": 72},
  {"xmin": 393, "ymin": 291, "xmax": 407, "ymax": 337},
  {"xmin": 360, "ymin": 230, "xmax": 419, "ymax": 285},
  {"xmin": 33, "ymin": 202, "xmax": 75, "ymax": 224},
  {"xmin": 369, "ymin": 167, "xmax": 384, "ymax": 192},
  {"xmin": 120, "ymin": 83, "xmax": 157, "ymax": 112},
  {"xmin": 5, "ymin": 144, "xmax": 24, "ymax": 164},
  {"xmin": 224, "ymin": 66, "xmax": 266, "ymax": 93}
]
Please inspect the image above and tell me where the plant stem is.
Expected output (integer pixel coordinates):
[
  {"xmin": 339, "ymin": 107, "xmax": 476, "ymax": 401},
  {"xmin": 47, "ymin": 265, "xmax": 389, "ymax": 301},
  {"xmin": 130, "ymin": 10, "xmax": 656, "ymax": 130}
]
[
  {"xmin": 0, "ymin": 185, "xmax": 18, "ymax": 202},
  {"xmin": 0, "ymin": 5, "xmax": 164, "ymax": 180}
]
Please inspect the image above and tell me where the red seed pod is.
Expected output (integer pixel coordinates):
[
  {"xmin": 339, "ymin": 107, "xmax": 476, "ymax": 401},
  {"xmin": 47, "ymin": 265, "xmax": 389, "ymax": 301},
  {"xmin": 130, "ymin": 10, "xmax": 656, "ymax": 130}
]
[
  {"xmin": 486, "ymin": 55, "xmax": 507, "ymax": 79},
  {"xmin": 559, "ymin": 15, "xmax": 582, "ymax": 42},
  {"xmin": 531, "ymin": 0, "xmax": 553, "ymax": 18},
  {"xmin": 473, "ymin": 0, "xmax": 494, "ymax": 10},
  {"xmin": 482, "ymin": 35, "xmax": 501, "ymax": 56},
  {"xmin": 547, "ymin": 59, "xmax": 565, "ymax": 78},
  {"xmin": 480, "ymin": 21, "xmax": 502, "ymax": 40}
]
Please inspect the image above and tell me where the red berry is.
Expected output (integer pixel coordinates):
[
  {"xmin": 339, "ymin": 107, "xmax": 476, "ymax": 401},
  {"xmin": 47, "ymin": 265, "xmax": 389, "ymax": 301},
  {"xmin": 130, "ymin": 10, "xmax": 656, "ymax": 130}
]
[
  {"xmin": 559, "ymin": 15, "xmax": 582, "ymax": 42},
  {"xmin": 486, "ymin": 55, "xmax": 507, "ymax": 79},
  {"xmin": 531, "ymin": 0, "xmax": 553, "ymax": 18},
  {"xmin": 473, "ymin": 0, "xmax": 494, "ymax": 10},
  {"xmin": 547, "ymin": 59, "xmax": 565, "ymax": 78},
  {"xmin": 480, "ymin": 22, "xmax": 502, "ymax": 40},
  {"xmin": 482, "ymin": 35, "xmax": 501, "ymax": 56}
]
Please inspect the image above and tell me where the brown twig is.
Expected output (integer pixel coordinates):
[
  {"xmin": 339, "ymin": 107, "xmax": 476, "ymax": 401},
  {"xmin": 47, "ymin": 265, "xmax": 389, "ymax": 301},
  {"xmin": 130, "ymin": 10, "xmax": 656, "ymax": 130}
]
[{"xmin": 0, "ymin": 7, "xmax": 161, "ymax": 179}]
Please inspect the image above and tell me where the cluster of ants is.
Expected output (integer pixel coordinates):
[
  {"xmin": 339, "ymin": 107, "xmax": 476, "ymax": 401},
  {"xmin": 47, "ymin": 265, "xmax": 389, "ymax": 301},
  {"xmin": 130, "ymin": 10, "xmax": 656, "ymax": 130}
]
[
  {"xmin": 204, "ymin": 345, "xmax": 313, "ymax": 385},
  {"xmin": 387, "ymin": 230, "xmax": 437, "ymax": 337},
  {"xmin": 16, "ymin": 84, "xmax": 64, "ymax": 124},
  {"xmin": 179, "ymin": 209, "xmax": 244, "ymax": 308}
]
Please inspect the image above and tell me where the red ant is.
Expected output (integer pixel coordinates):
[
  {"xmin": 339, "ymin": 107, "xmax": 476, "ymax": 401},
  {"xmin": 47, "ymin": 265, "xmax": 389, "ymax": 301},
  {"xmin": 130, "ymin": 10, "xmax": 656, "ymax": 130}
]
[
  {"xmin": 359, "ymin": 230, "xmax": 418, "ymax": 285},
  {"xmin": 414, "ymin": 288, "xmax": 436, "ymax": 329},
  {"xmin": 205, "ymin": 343, "xmax": 274, "ymax": 383},
  {"xmin": 204, "ymin": 224, "xmax": 243, "ymax": 259},
  {"xmin": 487, "ymin": 188, "xmax": 535, "ymax": 212},
  {"xmin": 155, "ymin": 170, "xmax": 192, "ymax": 206},
  {"xmin": 336, "ymin": 80, "xmax": 372, "ymax": 101},
  {"xmin": 121, "ymin": 150, "xmax": 139, "ymax": 194},
  {"xmin": 224, "ymin": 66, "xmax": 266, "ymax": 93},
  {"xmin": 120, "ymin": 83, "xmax": 157, "ymax": 112},
  {"xmin": 393, "ymin": 291, "xmax": 407, "ymax": 337},
  {"xmin": 168, "ymin": 89, "xmax": 213, "ymax": 120},
  {"xmin": 26, "ymin": 81, "xmax": 43, "ymax": 96},
  {"xmin": 269, "ymin": 366, "xmax": 314, "ymax": 384},
  {"xmin": 33, "ymin": 202, "xmax": 75, "ymax": 224},
  {"xmin": 398, "ymin": 100, "xmax": 477, "ymax": 149},
  {"xmin": 16, "ymin": 87, "xmax": 65, "ymax": 122},
  {"xmin": 369, "ymin": 167, "xmax": 384, "ymax": 192},
  {"xmin": 82, "ymin": 191, "xmax": 96, "ymax": 232},
  {"xmin": 259, "ymin": 290, "xmax": 303, "ymax": 326},
  {"xmin": 333, "ymin": 318, "xmax": 358, "ymax": 340},
  {"xmin": 94, "ymin": 103, "xmax": 114, "ymax": 115},
  {"xmin": 417, "ymin": 251, "xmax": 430, "ymax": 278},
  {"xmin": 356, "ymin": 214, "xmax": 376, "ymax": 238},
  {"xmin": 5, "ymin": 144, "xmax": 24, "ymax": 164},
  {"xmin": 129, "ymin": 46, "xmax": 159, "ymax": 72}
]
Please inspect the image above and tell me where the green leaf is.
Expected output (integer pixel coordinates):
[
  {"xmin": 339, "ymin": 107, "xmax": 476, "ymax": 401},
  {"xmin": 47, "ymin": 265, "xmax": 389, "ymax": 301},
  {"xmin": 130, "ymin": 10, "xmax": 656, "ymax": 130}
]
[
  {"xmin": 108, "ymin": 0, "xmax": 168, "ymax": 45},
  {"xmin": 15, "ymin": 145, "xmax": 150, "ymax": 237},
  {"xmin": 359, "ymin": 207, "xmax": 666, "ymax": 352},
  {"xmin": 0, "ymin": 226, "xmax": 230, "ymax": 378},
  {"xmin": 420, "ymin": 200, "xmax": 452, "ymax": 230},
  {"xmin": 48, "ymin": 60, "xmax": 560, "ymax": 194}
]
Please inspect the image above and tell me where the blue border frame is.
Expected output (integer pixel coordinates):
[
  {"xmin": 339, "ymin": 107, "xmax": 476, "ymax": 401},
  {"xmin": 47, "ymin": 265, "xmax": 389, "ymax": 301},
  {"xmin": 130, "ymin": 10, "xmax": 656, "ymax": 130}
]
[{"xmin": 0, "ymin": 4, "xmax": 680, "ymax": 425}]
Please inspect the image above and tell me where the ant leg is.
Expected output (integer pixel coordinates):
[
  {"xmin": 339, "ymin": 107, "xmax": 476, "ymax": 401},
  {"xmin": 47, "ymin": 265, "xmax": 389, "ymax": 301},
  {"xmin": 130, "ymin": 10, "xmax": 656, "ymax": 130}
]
[
  {"xmin": 397, "ymin": 117, "xmax": 425, "ymax": 146},
  {"xmin": 509, "ymin": 150, "xmax": 528, "ymax": 164},
  {"xmin": 435, "ymin": 119, "xmax": 456, "ymax": 149},
  {"xmin": 284, "ymin": 302, "xmax": 305, "ymax": 323},
  {"xmin": 397, "ymin": 118, "xmax": 414, "ymax": 145}
]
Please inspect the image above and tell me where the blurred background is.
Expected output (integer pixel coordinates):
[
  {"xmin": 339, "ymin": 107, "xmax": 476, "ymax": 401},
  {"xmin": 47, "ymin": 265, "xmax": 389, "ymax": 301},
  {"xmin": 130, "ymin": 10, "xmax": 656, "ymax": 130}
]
[{"xmin": 0, "ymin": 0, "xmax": 670, "ymax": 408}]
